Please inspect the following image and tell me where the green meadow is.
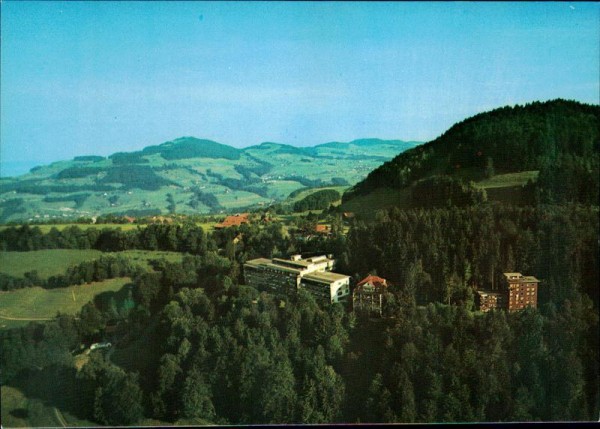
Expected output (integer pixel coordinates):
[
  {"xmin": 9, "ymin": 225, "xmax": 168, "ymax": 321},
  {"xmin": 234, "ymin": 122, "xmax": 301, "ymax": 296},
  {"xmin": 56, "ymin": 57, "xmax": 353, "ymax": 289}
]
[
  {"xmin": 0, "ymin": 249, "xmax": 184, "ymax": 279},
  {"xmin": 0, "ymin": 249, "xmax": 103, "ymax": 278},
  {"xmin": 0, "ymin": 278, "xmax": 130, "ymax": 330}
]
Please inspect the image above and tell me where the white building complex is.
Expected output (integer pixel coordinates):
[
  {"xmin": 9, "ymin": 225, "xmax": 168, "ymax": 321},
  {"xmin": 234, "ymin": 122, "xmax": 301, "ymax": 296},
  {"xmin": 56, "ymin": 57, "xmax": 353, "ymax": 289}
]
[{"xmin": 244, "ymin": 254, "xmax": 350, "ymax": 304}]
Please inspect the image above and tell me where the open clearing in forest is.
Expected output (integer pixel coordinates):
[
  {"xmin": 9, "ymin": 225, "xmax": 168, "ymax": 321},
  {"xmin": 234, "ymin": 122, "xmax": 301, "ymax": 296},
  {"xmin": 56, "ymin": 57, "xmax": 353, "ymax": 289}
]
[
  {"xmin": 0, "ymin": 249, "xmax": 184, "ymax": 279},
  {"xmin": 0, "ymin": 278, "xmax": 130, "ymax": 330},
  {"xmin": 474, "ymin": 170, "xmax": 539, "ymax": 189},
  {"xmin": 0, "ymin": 249, "xmax": 103, "ymax": 278}
]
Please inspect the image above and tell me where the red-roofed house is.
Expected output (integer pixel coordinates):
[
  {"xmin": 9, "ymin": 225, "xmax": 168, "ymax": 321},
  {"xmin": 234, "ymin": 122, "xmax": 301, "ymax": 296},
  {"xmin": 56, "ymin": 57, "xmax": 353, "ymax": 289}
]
[
  {"xmin": 215, "ymin": 213, "xmax": 250, "ymax": 229},
  {"xmin": 352, "ymin": 275, "xmax": 390, "ymax": 317},
  {"xmin": 314, "ymin": 224, "xmax": 331, "ymax": 235}
]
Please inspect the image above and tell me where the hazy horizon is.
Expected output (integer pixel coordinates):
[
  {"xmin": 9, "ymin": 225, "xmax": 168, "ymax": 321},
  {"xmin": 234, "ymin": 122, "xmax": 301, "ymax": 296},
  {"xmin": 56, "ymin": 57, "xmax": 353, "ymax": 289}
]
[
  {"xmin": 0, "ymin": 136, "xmax": 420, "ymax": 178},
  {"xmin": 2, "ymin": 2, "xmax": 599, "ymax": 177}
]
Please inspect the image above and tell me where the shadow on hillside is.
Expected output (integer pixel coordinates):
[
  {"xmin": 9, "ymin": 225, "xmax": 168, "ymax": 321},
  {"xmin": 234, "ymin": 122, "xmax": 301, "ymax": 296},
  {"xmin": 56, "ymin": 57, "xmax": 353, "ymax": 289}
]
[
  {"xmin": 8, "ymin": 364, "xmax": 91, "ymax": 422},
  {"xmin": 10, "ymin": 408, "xmax": 28, "ymax": 419},
  {"xmin": 93, "ymin": 282, "xmax": 135, "ymax": 313}
]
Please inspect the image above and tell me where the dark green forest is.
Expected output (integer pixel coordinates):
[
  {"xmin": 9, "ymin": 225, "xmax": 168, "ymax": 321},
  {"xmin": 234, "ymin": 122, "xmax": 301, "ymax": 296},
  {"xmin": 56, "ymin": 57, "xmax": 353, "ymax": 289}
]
[
  {"xmin": 1, "ymin": 202, "xmax": 598, "ymax": 424},
  {"xmin": 346, "ymin": 99, "xmax": 599, "ymax": 205},
  {"xmin": 293, "ymin": 189, "xmax": 341, "ymax": 212},
  {"xmin": 1, "ymin": 100, "xmax": 598, "ymax": 425}
]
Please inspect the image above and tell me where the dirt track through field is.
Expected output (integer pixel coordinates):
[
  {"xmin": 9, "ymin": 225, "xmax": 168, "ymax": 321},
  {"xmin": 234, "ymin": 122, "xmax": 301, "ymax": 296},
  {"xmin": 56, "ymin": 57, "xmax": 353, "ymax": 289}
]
[
  {"xmin": 54, "ymin": 407, "xmax": 68, "ymax": 427},
  {"xmin": 0, "ymin": 312, "xmax": 51, "ymax": 321}
]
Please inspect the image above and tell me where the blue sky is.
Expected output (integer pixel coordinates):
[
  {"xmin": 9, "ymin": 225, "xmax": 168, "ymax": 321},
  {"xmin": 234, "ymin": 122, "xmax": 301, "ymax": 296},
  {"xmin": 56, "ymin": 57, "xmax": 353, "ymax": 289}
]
[{"xmin": 1, "ymin": 1, "xmax": 598, "ymax": 176}]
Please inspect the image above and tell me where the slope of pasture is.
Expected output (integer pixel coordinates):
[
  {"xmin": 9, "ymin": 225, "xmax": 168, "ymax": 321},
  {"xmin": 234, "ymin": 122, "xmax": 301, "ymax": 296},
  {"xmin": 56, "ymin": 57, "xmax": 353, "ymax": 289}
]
[
  {"xmin": 0, "ymin": 278, "xmax": 130, "ymax": 330},
  {"xmin": 474, "ymin": 170, "xmax": 539, "ymax": 189},
  {"xmin": 0, "ymin": 249, "xmax": 184, "ymax": 279},
  {"xmin": 286, "ymin": 186, "xmax": 349, "ymax": 203},
  {"xmin": 1, "ymin": 385, "xmax": 61, "ymax": 428},
  {"xmin": 115, "ymin": 250, "xmax": 184, "ymax": 270},
  {"xmin": 0, "ymin": 249, "xmax": 103, "ymax": 279}
]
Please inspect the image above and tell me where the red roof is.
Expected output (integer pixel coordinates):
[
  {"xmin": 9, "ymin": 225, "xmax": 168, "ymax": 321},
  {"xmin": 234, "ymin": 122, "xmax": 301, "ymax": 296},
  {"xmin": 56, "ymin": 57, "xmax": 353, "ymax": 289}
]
[
  {"xmin": 357, "ymin": 275, "xmax": 388, "ymax": 288},
  {"xmin": 315, "ymin": 224, "xmax": 330, "ymax": 233},
  {"xmin": 215, "ymin": 213, "xmax": 249, "ymax": 228}
]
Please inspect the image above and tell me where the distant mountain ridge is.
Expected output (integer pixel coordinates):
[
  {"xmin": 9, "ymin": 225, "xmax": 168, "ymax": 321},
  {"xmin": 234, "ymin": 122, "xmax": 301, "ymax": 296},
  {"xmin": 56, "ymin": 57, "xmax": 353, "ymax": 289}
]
[{"xmin": 0, "ymin": 137, "xmax": 416, "ymax": 222}]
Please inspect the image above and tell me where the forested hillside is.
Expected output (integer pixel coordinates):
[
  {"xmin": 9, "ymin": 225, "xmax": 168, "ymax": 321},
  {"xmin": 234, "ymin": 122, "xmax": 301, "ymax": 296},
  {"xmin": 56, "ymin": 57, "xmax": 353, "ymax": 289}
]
[
  {"xmin": 0, "ymin": 101, "xmax": 598, "ymax": 425},
  {"xmin": 1, "ymin": 201, "xmax": 598, "ymax": 424},
  {"xmin": 345, "ymin": 99, "xmax": 599, "ymax": 208}
]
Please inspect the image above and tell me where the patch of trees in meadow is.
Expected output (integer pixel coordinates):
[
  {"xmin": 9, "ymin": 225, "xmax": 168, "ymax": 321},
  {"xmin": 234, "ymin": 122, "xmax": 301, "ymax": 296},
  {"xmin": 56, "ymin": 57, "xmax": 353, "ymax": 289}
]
[
  {"xmin": 293, "ymin": 189, "xmax": 341, "ymax": 212},
  {"xmin": 0, "ymin": 254, "xmax": 145, "ymax": 291},
  {"xmin": 409, "ymin": 176, "xmax": 487, "ymax": 208},
  {"xmin": 0, "ymin": 222, "xmax": 209, "ymax": 254}
]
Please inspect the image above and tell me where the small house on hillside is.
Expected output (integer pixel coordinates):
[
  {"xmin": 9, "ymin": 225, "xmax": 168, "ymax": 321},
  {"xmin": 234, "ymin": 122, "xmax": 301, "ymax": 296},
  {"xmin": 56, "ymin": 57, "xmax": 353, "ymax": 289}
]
[
  {"xmin": 314, "ymin": 224, "xmax": 331, "ymax": 235},
  {"xmin": 352, "ymin": 275, "xmax": 390, "ymax": 317},
  {"xmin": 342, "ymin": 212, "xmax": 355, "ymax": 221},
  {"xmin": 215, "ymin": 213, "xmax": 250, "ymax": 229}
]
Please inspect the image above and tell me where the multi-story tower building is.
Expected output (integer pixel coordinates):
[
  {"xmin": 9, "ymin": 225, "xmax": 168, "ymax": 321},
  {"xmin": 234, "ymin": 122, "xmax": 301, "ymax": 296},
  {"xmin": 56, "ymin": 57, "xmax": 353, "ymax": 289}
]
[
  {"xmin": 476, "ymin": 272, "xmax": 539, "ymax": 312},
  {"xmin": 503, "ymin": 272, "xmax": 539, "ymax": 312}
]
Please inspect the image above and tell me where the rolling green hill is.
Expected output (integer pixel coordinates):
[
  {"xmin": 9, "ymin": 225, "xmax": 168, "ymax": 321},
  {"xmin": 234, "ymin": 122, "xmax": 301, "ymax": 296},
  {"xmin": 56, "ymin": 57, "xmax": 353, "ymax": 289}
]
[
  {"xmin": 342, "ymin": 99, "xmax": 599, "ymax": 216},
  {"xmin": 0, "ymin": 137, "xmax": 416, "ymax": 223}
]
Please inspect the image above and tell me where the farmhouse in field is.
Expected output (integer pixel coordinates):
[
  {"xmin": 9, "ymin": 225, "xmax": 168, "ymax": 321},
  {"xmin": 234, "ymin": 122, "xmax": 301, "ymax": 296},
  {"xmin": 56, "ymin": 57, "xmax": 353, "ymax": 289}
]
[
  {"xmin": 352, "ymin": 275, "xmax": 390, "ymax": 317},
  {"xmin": 215, "ymin": 213, "xmax": 250, "ymax": 229},
  {"xmin": 244, "ymin": 254, "xmax": 350, "ymax": 304},
  {"xmin": 476, "ymin": 272, "xmax": 539, "ymax": 312}
]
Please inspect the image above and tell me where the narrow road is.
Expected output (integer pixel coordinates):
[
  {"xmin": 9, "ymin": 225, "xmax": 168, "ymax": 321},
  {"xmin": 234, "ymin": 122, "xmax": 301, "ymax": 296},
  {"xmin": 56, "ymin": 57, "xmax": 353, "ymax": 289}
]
[
  {"xmin": 0, "ymin": 313, "xmax": 51, "ymax": 321},
  {"xmin": 54, "ymin": 406, "xmax": 68, "ymax": 427}
]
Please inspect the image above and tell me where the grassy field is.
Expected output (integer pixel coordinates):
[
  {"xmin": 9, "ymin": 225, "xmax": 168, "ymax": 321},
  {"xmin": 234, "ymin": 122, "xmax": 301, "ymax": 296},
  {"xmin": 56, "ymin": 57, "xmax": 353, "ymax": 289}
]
[
  {"xmin": 475, "ymin": 170, "xmax": 539, "ymax": 189},
  {"xmin": 0, "ymin": 222, "xmax": 142, "ymax": 233},
  {"xmin": 0, "ymin": 278, "xmax": 130, "ymax": 330},
  {"xmin": 0, "ymin": 249, "xmax": 184, "ymax": 279},
  {"xmin": 0, "ymin": 220, "xmax": 218, "ymax": 233},
  {"xmin": 0, "ymin": 249, "xmax": 103, "ymax": 278},
  {"xmin": 117, "ymin": 250, "xmax": 184, "ymax": 270}
]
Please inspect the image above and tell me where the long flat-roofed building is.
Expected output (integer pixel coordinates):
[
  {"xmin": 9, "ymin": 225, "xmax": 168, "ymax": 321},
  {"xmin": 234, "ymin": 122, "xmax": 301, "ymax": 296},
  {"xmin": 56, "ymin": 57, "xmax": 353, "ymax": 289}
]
[{"xmin": 244, "ymin": 254, "xmax": 350, "ymax": 304}]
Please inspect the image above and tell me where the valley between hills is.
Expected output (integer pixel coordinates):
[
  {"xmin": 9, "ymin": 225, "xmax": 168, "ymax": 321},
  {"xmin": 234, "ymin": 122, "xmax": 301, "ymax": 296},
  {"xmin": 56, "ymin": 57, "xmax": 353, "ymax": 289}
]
[{"xmin": 0, "ymin": 138, "xmax": 417, "ymax": 223}]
